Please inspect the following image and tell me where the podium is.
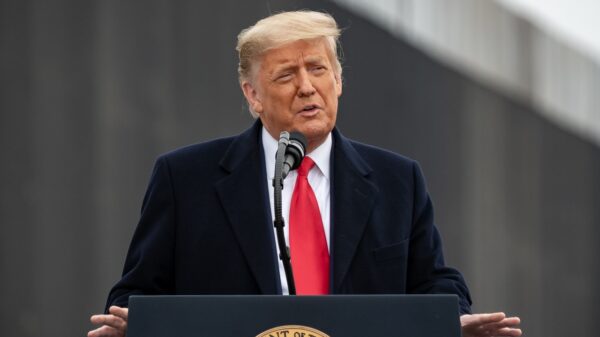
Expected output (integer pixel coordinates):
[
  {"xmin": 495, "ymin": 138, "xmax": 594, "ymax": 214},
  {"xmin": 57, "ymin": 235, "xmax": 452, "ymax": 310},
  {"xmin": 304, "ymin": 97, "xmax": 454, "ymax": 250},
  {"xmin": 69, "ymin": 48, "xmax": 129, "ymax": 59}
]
[{"xmin": 128, "ymin": 294, "xmax": 461, "ymax": 337}]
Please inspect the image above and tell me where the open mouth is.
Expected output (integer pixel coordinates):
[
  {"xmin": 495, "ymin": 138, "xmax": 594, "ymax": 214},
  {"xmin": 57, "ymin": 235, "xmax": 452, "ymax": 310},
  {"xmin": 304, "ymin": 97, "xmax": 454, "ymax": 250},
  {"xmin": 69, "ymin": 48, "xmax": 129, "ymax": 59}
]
[{"xmin": 300, "ymin": 104, "xmax": 320, "ymax": 113}]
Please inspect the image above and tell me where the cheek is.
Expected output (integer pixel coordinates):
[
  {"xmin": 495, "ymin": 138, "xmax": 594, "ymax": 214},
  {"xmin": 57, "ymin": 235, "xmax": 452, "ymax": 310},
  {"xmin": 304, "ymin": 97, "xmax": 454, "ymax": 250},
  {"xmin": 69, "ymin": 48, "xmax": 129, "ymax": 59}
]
[
  {"xmin": 324, "ymin": 83, "xmax": 340, "ymax": 111},
  {"xmin": 266, "ymin": 87, "xmax": 295, "ymax": 107}
]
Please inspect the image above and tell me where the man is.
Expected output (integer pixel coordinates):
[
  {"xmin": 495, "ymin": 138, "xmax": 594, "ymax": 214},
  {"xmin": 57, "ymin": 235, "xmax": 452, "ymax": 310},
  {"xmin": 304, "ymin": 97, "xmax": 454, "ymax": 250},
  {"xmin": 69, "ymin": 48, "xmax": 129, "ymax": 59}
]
[{"xmin": 89, "ymin": 11, "xmax": 521, "ymax": 337}]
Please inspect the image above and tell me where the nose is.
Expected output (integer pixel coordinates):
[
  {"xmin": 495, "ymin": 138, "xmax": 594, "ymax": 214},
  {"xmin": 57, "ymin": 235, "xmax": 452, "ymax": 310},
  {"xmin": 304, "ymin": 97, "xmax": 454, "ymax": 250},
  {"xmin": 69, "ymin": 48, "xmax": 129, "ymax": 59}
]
[{"xmin": 297, "ymin": 69, "xmax": 316, "ymax": 97}]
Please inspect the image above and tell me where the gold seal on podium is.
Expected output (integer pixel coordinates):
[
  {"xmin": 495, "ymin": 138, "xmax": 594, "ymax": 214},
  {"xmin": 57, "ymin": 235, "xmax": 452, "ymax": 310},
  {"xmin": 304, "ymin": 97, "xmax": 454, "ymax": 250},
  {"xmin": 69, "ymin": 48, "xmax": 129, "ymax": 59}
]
[{"xmin": 256, "ymin": 325, "xmax": 330, "ymax": 337}]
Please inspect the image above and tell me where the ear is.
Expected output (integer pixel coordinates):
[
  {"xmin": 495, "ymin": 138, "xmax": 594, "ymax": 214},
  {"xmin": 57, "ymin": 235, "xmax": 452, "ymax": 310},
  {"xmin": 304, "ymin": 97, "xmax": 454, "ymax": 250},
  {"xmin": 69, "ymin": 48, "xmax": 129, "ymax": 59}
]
[
  {"xmin": 241, "ymin": 81, "xmax": 263, "ymax": 115},
  {"xmin": 334, "ymin": 73, "xmax": 342, "ymax": 97}
]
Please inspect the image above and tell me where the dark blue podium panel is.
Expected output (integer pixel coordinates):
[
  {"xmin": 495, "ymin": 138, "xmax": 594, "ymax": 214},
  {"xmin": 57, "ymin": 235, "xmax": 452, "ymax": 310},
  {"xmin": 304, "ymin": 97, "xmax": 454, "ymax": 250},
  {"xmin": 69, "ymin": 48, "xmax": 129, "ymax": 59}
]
[{"xmin": 128, "ymin": 295, "xmax": 461, "ymax": 337}]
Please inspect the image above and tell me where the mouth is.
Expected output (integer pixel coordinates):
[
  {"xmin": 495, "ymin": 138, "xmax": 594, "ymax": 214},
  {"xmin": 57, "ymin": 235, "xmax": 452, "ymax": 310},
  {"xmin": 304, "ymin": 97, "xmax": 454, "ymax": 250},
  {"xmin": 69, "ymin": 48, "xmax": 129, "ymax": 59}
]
[{"xmin": 298, "ymin": 104, "xmax": 321, "ymax": 115}]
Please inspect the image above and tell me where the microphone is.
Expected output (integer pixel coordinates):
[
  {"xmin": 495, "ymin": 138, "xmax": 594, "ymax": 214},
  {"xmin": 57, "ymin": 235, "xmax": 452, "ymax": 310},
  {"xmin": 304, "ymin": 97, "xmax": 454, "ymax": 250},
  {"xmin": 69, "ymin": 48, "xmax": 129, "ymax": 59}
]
[
  {"xmin": 272, "ymin": 130, "xmax": 307, "ymax": 295},
  {"xmin": 282, "ymin": 131, "xmax": 307, "ymax": 179}
]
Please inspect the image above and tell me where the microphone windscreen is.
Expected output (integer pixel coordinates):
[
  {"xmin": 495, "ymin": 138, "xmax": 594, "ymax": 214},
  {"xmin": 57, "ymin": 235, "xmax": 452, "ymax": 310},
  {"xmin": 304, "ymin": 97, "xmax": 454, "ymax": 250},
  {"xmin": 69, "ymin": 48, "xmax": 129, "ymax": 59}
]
[
  {"xmin": 286, "ymin": 131, "xmax": 307, "ymax": 171},
  {"xmin": 289, "ymin": 131, "xmax": 307, "ymax": 152}
]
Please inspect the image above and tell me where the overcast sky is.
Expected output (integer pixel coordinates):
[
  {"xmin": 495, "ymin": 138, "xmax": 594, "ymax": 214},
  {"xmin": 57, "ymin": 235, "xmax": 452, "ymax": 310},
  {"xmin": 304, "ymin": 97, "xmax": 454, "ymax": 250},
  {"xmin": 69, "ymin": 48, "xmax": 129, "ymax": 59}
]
[{"xmin": 497, "ymin": 0, "xmax": 600, "ymax": 62}]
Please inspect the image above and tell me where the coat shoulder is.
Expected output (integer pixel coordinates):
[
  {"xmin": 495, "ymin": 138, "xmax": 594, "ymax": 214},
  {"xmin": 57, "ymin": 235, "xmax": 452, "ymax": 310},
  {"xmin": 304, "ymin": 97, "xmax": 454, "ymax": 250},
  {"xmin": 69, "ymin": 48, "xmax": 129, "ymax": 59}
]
[
  {"xmin": 347, "ymin": 139, "xmax": 418, "ymax": 173},
  {"xmin": 158, "ymin": 136, "xmax": 236, "ymax": 165}
]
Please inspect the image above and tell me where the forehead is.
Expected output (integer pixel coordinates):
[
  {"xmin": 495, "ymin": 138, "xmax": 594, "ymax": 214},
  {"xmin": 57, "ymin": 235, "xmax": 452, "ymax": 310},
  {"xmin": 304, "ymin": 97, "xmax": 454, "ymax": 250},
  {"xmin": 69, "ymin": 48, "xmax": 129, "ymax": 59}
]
[{"xmin": 259, "ymin": 39, "xmax": 332, "ymax": 71}]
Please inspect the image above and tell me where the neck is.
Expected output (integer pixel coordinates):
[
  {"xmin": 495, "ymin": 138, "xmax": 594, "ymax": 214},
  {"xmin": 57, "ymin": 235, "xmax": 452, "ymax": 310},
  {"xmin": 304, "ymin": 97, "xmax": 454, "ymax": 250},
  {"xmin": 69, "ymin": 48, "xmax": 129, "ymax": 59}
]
[
  {"xmin": 306, "ymin": 137, "xmax": 326, "ymax": 154},
  {"xmin": 260, "ymin": 123, "xmax": 329, "ymax": 154}
]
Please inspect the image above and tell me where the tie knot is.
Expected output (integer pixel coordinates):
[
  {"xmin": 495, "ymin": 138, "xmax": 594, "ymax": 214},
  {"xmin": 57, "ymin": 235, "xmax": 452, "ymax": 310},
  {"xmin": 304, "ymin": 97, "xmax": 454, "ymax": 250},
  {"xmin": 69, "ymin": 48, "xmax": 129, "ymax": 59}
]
[{"xmin": 297, "ymin": 156, "xmax": 315, "ymax": 176}]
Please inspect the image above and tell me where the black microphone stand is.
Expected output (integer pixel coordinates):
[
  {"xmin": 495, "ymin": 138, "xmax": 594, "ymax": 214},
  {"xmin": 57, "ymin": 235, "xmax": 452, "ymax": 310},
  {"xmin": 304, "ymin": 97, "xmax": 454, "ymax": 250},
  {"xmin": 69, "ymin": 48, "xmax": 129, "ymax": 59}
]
[{"xmin": 273, "ymin": 131, "xmax": 296, "ymax": 295}]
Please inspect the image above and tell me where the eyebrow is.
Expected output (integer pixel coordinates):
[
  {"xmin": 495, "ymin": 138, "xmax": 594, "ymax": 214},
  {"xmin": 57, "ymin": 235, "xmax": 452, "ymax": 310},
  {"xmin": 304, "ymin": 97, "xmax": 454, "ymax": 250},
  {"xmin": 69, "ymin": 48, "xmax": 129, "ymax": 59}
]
[
  {"xmin": 271, "ymin": 56, "xmax": 328, "ymax": 75},
  {"xmin": 272, "ymin": 63, "xmax": 297, "ymax": 75}
]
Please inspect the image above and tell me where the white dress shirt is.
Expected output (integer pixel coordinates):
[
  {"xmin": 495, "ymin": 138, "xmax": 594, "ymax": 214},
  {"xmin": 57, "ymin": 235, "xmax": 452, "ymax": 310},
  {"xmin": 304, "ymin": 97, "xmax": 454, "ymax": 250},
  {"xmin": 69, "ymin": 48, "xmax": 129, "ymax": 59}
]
[{"xmin": 262, "ymin": 127, "xmax": 331, "ymax": 294}]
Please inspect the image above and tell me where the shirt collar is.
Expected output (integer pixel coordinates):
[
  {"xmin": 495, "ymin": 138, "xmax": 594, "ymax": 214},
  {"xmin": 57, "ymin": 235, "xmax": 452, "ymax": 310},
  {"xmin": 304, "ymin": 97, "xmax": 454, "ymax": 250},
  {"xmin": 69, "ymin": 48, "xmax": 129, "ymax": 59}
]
[{"xmin": 262, "ymin": 127, "xmax": 332, "ymax": 180}]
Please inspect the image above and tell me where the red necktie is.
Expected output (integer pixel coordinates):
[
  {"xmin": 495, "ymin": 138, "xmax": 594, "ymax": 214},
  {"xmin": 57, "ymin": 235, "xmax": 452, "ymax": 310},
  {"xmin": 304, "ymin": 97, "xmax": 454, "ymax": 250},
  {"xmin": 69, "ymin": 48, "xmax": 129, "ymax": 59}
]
[{"xmin": 289, "ymin": 156, "xmax": 329, "ymax": 294}]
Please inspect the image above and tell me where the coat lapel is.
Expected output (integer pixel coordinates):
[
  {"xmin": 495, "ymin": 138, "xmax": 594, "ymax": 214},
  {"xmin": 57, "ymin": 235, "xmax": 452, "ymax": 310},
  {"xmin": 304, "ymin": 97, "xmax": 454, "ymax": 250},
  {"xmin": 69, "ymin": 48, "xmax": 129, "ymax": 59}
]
[
  {"xmin": 214, "ymin": 121, "xmax": 279, "ymax": 294},
  {"xmin": 331, "ymin": 129, "xmax": 378, "ymax": 292}
]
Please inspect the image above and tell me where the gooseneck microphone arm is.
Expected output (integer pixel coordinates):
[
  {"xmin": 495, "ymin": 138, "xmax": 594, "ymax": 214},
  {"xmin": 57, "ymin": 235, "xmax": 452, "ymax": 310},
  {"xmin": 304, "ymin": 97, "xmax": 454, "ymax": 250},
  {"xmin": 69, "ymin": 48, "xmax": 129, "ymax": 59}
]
[{"xmin": 273, "ymin": 131, "xmax": 296, "ymax": 295}]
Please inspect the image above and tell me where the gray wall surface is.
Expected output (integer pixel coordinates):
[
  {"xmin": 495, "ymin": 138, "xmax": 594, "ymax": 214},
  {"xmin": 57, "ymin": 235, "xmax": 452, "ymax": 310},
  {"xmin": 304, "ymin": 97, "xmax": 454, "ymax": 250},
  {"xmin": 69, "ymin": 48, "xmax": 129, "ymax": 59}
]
[
  {"xmin": 336, "ymin": 0, "xmax": 600, "ymax": 147},
  {"xmin": 1, "ymin": 1, "xmax": 598, "ymax": 336}
]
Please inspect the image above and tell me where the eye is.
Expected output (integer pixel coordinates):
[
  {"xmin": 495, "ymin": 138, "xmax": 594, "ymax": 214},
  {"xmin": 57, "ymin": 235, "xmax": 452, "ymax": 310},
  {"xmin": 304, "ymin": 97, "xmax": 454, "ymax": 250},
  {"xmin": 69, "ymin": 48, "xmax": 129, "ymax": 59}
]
[
  {"xmin": 275, "ymin": 73, "xmax": 293, "ymax": 82},
  {"xmin": 310, "ymin": 65, "xmax": 327, "ymax": 74}
]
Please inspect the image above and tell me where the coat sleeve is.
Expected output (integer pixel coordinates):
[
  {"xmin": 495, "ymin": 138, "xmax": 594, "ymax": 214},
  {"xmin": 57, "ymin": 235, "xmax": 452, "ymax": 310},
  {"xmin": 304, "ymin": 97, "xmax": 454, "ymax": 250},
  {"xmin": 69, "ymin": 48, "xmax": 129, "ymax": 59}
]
[
  {"xmin": 104, "ymin": 156, "xmax": 176, "ymax": 311},
  {"xmin": 406, "ymin": 161, "xmax": 473, "ymax": 314}
]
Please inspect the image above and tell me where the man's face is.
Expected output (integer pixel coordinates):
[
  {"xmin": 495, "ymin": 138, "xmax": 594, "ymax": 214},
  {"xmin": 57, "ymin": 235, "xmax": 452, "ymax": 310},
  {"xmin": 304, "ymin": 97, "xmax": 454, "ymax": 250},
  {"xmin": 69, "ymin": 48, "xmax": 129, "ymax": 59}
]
[{"xmin": 242, "ymin": 38, "xmax": 342, "ymax": 151}]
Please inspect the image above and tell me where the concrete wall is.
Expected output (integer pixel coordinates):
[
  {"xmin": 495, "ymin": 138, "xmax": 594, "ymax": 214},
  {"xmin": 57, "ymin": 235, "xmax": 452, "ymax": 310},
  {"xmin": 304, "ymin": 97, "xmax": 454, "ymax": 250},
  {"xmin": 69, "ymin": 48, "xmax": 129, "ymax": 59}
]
[{"xmin": 335, "ymin": 0, "xmax": 600, "ymax": 146}]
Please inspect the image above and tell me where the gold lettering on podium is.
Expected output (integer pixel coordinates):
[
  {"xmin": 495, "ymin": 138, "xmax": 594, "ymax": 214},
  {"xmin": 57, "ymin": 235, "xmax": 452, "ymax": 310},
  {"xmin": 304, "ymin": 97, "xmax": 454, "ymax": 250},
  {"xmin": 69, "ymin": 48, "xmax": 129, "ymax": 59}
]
[{"xmin": 256, "ymin": 325, "xmax": 329, "ymax": 337}]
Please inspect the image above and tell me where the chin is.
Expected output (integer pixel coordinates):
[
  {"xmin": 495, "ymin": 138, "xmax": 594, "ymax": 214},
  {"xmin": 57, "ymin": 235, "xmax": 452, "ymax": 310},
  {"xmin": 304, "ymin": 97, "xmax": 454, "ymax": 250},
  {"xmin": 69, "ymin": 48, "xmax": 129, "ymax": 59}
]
[{"xmin": 299, "ymin": 124, "xmax": 333, "ymax": 144}]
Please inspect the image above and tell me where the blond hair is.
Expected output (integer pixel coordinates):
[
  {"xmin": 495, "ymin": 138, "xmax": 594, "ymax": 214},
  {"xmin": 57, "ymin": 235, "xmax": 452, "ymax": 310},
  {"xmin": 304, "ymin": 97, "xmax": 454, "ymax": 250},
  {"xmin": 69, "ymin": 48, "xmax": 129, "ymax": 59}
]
[{"xmin": 236, "ymin": 10, "xmax": 342, "ymax": 84}]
